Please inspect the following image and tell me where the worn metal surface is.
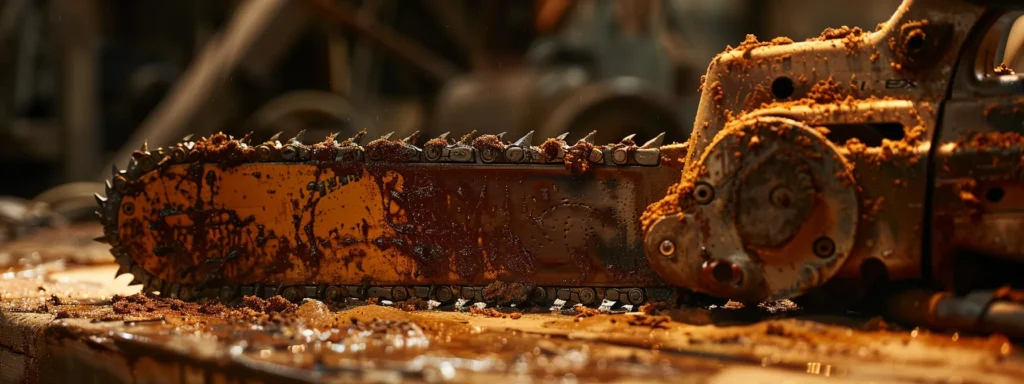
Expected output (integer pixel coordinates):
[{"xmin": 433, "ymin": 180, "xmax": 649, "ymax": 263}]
[
  {"xmin": 99, "ymin": 131, "xmax": 685, "ymax": 306},
  {"xmin": 645, "ymin": 117, "xmax": 859, "ymax": 303},
  {"xmin": 642, "ymin": 0, "xmax": 1024, "ymax": 308}
]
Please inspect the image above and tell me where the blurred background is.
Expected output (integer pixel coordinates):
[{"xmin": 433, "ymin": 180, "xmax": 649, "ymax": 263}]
[{"xmin": 0, "ymin": 0, "xmax": 902, "ymax": 229}]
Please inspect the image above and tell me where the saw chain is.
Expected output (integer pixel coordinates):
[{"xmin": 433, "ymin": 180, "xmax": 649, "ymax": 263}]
[{"xmin": 96, "ymin": 130, "xmax": 687, "ymax": 308}]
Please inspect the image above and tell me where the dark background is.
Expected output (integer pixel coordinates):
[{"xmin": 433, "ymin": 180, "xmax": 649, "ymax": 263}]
[{"xmin": 0, "ymin": 0, "xmax": 901, "ymax": 198}]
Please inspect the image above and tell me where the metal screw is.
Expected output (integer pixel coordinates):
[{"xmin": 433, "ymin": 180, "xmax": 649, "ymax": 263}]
[
  {"xmin": 481, "ymin": 148, "xmax": 497, "ymax": 162},
  {"xmin": 693, "ymin": 182, "xmax": 715, "ymax": 204},
  {"xmin": 505, "ymin": 147, "xmax": 524, "ymax": 163},
  {"xmin": 256, "ymin": 146, "xmax": 273, "ymax": 161},
  {"xmin": 425, "ymin": 146, "xmax": 442, "ymax": 161},
  {"xmin": 531, "ymin": 286, "xmax": 547, "ymax": 304},
  {"xmin": 172, "ymin": 148, "xmax": 189, "ymax": 163},
  {"xmin": 282, "ymin": 286, "xmax": 301, "ymax": 301},
  {"xmin": 627, "ymin": 288, "xmax": 645, "ymax": 305},
  {"xmin": 435, "ymin": 286, "xmax": 453, "ymax": 303},
  {"xmin": 612, "ymin": 149, "xmax": 628, "ymax": 164},
  {"xmin": 325, "ymin": 286, "xmax": 342, "ymax": 302},
  {"xmin": 659, "ymin": 239, "xmax": 675, "ymax": 256},
  {"xmin": 139, "ymin": 155, "xmax": 156, "ymax": 172},
  {"xmin": 579, "ymin": 288, "xmax": 596, "ymax": 305},
  {"xmin": 770, "ymin": 186, "xmax": 793, "ymax": 208},
  {"xmin": 813, "ymin": 237, "xmax": 836, "ymax": 258},
  {"xmin": 392, "ymin": 286, "xmax": 409, "ymax": 301}
]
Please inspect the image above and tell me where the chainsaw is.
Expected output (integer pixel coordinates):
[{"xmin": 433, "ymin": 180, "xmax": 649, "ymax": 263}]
[
  {"xmin": 96, "ymin": 129, "xmax": 691, "ymax": 308},
  {"xmin": 98, "ymin": 0, "xmax": 1024, "ymax": 336}
]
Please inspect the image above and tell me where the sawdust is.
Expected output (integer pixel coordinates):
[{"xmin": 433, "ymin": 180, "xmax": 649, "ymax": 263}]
[
  {"xmin": 573, "ymin": 304, "xmax": 602, "ymax": 322},
  {"xmin": 365, "ymin": 137, "xmax": 411, "ymax": 162},
  {"xmin": 994, "ymin": 64, "xmax": 1015, "ymax": 76},
  {"xmin": 807, "ymin": 26, "xmax": 867, "ymax": 55},
  {"xmin": 483, "ymin": 281, "xmax": 531, "ymax": 305},
  {"xmin": 742, "ymin": 84, "xmax": 775, "ymax": 110},
  {"xmin": 862, "ymin": 197, "xmax": 886, "ymax": 222},
  {"xmin": 469, "ymin": 306, "xmax": 522, "ymax": 319},
  {"xmin": 425, "ymin": 137, "xmax": 448, "ymax": 148},
  {"xmin": 807, "ymin": 76, "xmax": 847, "ymax": 104},
  {"xmin": 722, "ymin": 34, "xmax": 794, "ymax": 58},
  {"xmin": 394, "ymin": 297, "xmax": 428, "ymax": 312},
  {"xmin": 956, "ymin": 131, "xmax": 1024, "ymax": 150},
  {"xmin": 564, "ymin": 138, "xmax": 595, "ymax": 175},
  {"xmin": 240, "ymin": 295, "xmax": 298, "ymax": 313},
  {"xmin": 640, "ymin": 161, "xmax": 709, "ymax": 233},
  {"xmin": 458, "ymin": 130, "xmax": 478, "ymax": 144},
  {"xmin": 955, "ymin": 179, "xmax": 981, "ymax": 206},
  {"xmin": 888, "ymin": 20, "xmax": 929, "ymax": 71},
  {"xmin": 111, "ymin": 293, "xmax": 157, "ymax": 314},
  {"xmin": 540, "ymin": 138, "xmax": 564, "ymax": 162},
  {"xmin": 310, "ymin": 134, "xmax": 340, "ymax": 161},
  {"xmin": 191, "ymin": 133, "xmax": 256, "ymax": 166},
  {"xmin": 639, "ymin": 301, "xmax": 668, "ymax": 315},
  {"xmin": 626, "ymin": 314, "xmax": 672, "ymax": 329},
  {"xmin": 338, "ymin": 129, "xmax": 367, "ymax": 146},
  {"xmin": 471, "ymin": 134, "xmax": 505, "ymax": 154},
  {"xmin": 708, "ymin": 81, "xmax": 724, "ymax": 102}
]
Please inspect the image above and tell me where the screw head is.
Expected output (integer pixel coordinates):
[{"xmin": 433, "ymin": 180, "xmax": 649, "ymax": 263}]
[
  {"xmin": 770, "ymin": 186, "xmax": 793, "ymax": 208},
  {"xmin": 612, "ymin": 149, "xmax": 628, "ymax": 164},
  {"xmin": 481, "ymin": 148, "xmax": 497, "ymax": 162},
  {"xmin": 627, "ymin": 288, "xmax": 645, "ymax": 305},
  {"xmin": 425, "ymin": 146, "xmax": 442, "ymax": 161},
  {"xmin": 531, "ymin": 286, "xmax": 547, "ymax": 304},
  {"xmin": 579, "ymin": 288, "xmax": 596, "ymax": 305},
  {"xmin": 139, "ymin": 155, "xmax": 156, "ymax": 172},
  {"xmin": 282, "ymin": 286, "xmax": 301, "ymax": 301},
  {"xmin": 435, "ymin": 286, "xmax": 453, "ymax": 302},
  {"xmin": 813, "ymin": 237, "xmax": 836, "ymax": 258},
  {"xmin": 505, "ymin": 147, "xmax": 524, "ymax": 162},
  {"xmin": 172, "ymin": 148, "xmax": 189, "ymax": 163},
  {"xmin": 325, "ymin": 286, "xmax": 343, "ymax": 302},
  {"xmin": 392, "ymin": 286, "xmax": 409, "ymax": 301},
  {"xmin": 256, "ymin": 146, "xmax": 273, "ymax": 161},
  {"xmin": 659, "ymin": 239, "xmax": 675, "ymax": 256},
  {"xmin": 693, "ymin": 182, "xmax": 715, "ymax": 204}
]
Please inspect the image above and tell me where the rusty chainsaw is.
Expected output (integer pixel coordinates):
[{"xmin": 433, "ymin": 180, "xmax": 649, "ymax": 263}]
[
  {"xmin": 96, "ymin": 129, "xmax": 692, "ymax": 308},
  {"xmin": 98, "ymin": 0, "xmax": 1024, "ymax": 336}
]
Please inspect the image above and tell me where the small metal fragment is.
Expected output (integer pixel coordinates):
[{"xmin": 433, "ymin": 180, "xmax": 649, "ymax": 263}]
[
  {"xmin": 641, "ymin": 132, "xmax": 665, "ymax": 149},
  {"xmin": 550, "ymin": 298, "xmax": 567, "ymax": 312},
  {"xmin": 580, "ymin": 130, "xmax": 597, "ymax": 143},
  {"xmin": 513, "ymin": 131, "xmax": 534, "ymax": 147}
]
